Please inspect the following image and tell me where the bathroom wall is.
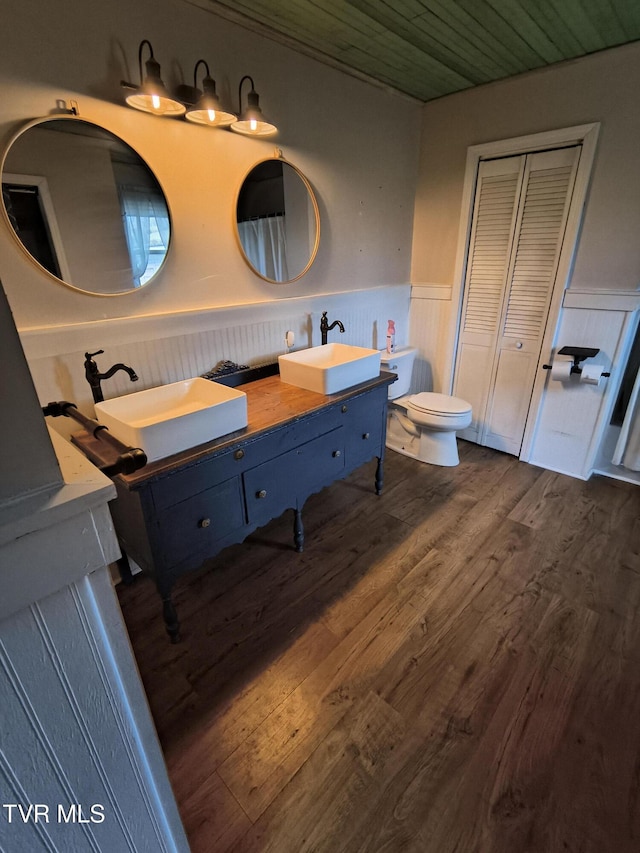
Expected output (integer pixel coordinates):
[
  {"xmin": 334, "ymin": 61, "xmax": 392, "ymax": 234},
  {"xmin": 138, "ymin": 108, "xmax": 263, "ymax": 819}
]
[
  {"xmin": 410, "ymin": 42, "xmax": 640, "ymax": 479},
  {"xmin": 0, "ymin": 282, "xmax": 61, "ymax": 500},
  {"xmin": 527, "ymin": 291, "xmax": 639, "ymax": 481},
  {"xmin": 0, "ymin": 274, "xmax": 189, "ymax": 849},
  {"xmin": 412, "ymin": 41, "xmax": 640, "ymax": 294},
  {"xmin": 0, "ymin": 0, "xmax": 420, "ymax": 411},
  {"xmin": 21, "ymin": 288, "xmax": 410, "ymax": 434}
]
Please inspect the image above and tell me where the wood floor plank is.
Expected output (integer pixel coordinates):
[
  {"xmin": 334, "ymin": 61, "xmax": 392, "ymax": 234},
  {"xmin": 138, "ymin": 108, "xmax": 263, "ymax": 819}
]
[
  {"xmin": 339, "ymin": 592, "xmax": 598, "ymax": 852},
  {"xmin": 535, "ymin": 634, "xmax": 640, "ymax": 852},
  {"xmin": 216, "ymin": 587, "xmax": 427, "ymax": 821},
  {"xmin": 177, "ymin": 771, "xmax": 251, "ymax": 853},
  {"xmin": 435, "ymin": 459, "xmax": 542, "ymax": 559},
  {"xmin": 229, "ymin": 690, "xmax": 405, "ymax": 853},
  {"xmin": 164, "ymin": 620, "xmax": 339, "ymax": 785},
  {"xmin": 116, "ymin": 444, "xmax": 640, "ymax": 852}
]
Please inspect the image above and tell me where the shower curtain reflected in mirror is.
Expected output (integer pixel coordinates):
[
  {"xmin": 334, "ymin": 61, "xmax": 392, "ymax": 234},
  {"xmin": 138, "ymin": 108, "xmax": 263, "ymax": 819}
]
[{"xmin": 237, "ymin": 215, "xmax": 289, "ymax": 282}]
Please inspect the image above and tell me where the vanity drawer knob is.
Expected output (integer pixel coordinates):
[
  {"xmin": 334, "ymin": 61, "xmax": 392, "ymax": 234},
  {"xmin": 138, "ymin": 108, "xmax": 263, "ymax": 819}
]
[
  {"xmin": 256, "ymin": 489, "xmax": 267, "ymax": 499},
  {"xmin": 234, "ymin": 449, "xmax": 245, "ymax": 460},
  {"xmin": 332, "ymin": 449, "xmax": 341, "ymax": 458},
  {"xmin": 341, "ymin": 405, "xmax": 348, "ymax": 413},
  {"xmin": 198, "ymin": 517, "xmax": 211, "ymax": 529},
  {"xmin": 362, "ymin": 432, "xmax": 370, "ymax": 440}
]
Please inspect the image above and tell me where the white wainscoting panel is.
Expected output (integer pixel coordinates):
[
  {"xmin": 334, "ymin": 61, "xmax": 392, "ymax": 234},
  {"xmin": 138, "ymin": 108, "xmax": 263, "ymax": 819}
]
[
  {"xmin": 409, "ymin": 284, "xmax": 453, "ymax": 394},
  {"xmin": 0, "ymin": 571, "xmax": 189, "ymax": 853},
  {"xmin": 0, "ymin": 436, "xmax": 188, "ymax": 852},
  {"xmin": 21, "ymin": 286, "xmax": 410, "ymax": 438},
  {"xmin": 528, "ymin": 298, "xmax": 639, "ymax": 479}
]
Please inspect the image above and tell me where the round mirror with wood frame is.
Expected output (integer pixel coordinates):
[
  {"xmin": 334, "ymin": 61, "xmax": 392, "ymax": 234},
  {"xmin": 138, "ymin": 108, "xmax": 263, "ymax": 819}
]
[
  {"xmin": 235, "ymin": 155, "xmax": 320, "ymax": 284},
  {"xmin": 1, "ymin": 116, "xmax": 172, "ymax": 296}
]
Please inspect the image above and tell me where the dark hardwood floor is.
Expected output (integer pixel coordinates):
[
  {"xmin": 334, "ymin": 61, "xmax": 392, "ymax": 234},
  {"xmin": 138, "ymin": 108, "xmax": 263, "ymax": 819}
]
[{"xmin": 117, "ymin": 441, "xmax": 640, "ymax": 852}]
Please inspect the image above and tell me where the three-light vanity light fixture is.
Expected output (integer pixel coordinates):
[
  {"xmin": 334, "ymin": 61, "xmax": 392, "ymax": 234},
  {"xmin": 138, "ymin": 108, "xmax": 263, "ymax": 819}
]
[{"xmin": 121, "ymin": 40, "xmax": 278, "ymax": 137}]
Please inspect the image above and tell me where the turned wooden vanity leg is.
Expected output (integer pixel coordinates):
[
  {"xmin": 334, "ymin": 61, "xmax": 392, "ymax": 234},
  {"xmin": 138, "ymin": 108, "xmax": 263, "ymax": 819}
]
[
  {"xmin": 293, "ymin": 508, "xmax": 304, "ymax": 552},
  {"xmin": 161, "ymin": 594, "xmax": 181, "ymax": 644},
  {"xmin": 375, "ymin": 456, "xmax": 384, "ymax": 495}
]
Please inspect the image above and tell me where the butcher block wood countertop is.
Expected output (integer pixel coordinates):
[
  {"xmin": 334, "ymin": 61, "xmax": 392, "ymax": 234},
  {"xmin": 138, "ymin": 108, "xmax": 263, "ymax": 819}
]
[{"xmin": 73, "ymin": 372, "xmax": 395, "ymax": 489}]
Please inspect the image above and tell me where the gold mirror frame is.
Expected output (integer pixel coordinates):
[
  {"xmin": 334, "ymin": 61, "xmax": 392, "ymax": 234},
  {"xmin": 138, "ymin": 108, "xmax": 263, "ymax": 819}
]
[
  {"xmin": 0, "ymin": 115, "xmax": 173, "ymax": 296},
  {"xmin": 235, "ymin": 154, "xmax": 320, "ymax": 284}
]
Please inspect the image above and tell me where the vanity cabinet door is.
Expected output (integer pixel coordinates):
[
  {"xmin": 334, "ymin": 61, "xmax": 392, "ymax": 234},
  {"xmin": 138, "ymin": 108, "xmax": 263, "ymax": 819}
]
[
  {"xmin": 244, "ymin": 428, "xmax": 345, "ymax": 526},
  {"xmin": 341, "ymin": 387, "xmax": 386, "ymax": 470},
  {"xmin": 156, "ymin": 476, "xmax": 244, "ymax": 567}
]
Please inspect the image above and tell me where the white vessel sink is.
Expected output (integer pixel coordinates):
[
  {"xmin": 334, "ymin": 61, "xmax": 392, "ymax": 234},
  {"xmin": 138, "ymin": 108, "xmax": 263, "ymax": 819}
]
[
  {"xmin": 94, "ymin": 378, "xmax": 248, "ymax": 462},
  {"xmin": 278, "ymin": 343, "xmax": 381, "ymax": 394}
]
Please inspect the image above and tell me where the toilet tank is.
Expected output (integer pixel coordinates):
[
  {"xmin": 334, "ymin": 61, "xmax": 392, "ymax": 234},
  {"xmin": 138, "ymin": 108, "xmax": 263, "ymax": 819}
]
[{"xmin": 380, "ymin": 347, "xmax": 417, "ymax": 398}]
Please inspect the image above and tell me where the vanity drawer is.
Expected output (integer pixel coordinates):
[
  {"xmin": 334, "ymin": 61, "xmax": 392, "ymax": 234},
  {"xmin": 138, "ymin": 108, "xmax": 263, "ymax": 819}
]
[
  {"xmin": 244, "ymin": 428, "xmax": 345, "ymax": 526},
  {"xmin": 156, "ymin": 475, "xmax": 244, "ymax": 566},
  {"xmin": 150, "ymin": 447, "xmax": 246, "ymax": 511}
]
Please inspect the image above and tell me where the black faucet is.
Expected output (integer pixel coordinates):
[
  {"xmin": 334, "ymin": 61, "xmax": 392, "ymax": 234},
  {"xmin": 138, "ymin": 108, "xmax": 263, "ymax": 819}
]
[
  {"xmin": 84, "ymin": 350, "xmax": 139, "ymax": 404},
  {"xmin": 320, "ymin": 311, "xmax": 345, "ymax": 345}
]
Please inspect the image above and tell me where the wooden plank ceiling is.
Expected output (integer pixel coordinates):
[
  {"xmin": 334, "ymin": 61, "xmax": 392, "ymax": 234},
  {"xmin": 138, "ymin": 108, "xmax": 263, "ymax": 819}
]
[{"xmin": 197, "ymin": 0, "xmax": 640, "ymax": 101}]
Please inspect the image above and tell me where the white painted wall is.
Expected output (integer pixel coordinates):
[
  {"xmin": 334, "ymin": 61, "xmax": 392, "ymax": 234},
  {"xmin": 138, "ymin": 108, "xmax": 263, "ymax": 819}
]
[
  {"xmin": 0, "ymin": 442, "xmax": 189, "ymax": 852},
  {"xmin": 22, "ymin": 286, "xmax": 410, "ymax": 434},
  {"xmin": 527, "ymin": 292, "xmax": 639, "ymax": 480},
  {"xmin": 0, "ymin": 567, "xmax": 189, "ymax": 852},
  {"xmin": 412, "ymin": 41, "xmax": 640, "ymax": 293},
  {"xmin": 410, "ymin": 43, "xmax": 640, "ymax": 479},
  {"xmin": 0, "ymin": 0, "xmax": 420, "ymax": 331},
  {"xmin": 0, "ymin": 281, "xmax": 189, "ymax": 850},
  {"xmin": 0, "ymin": 0, "xmax": 419, "ymax": 421},
  {"xmin": 0, "ymin": 283, "xmax": 61, "ymax": 500}
]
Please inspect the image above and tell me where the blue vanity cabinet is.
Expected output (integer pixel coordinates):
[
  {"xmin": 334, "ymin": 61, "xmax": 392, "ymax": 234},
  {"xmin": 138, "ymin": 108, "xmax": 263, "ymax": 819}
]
[{"xmin": 74, "ymin": 372, "xmax": 394, "ymax": 641}]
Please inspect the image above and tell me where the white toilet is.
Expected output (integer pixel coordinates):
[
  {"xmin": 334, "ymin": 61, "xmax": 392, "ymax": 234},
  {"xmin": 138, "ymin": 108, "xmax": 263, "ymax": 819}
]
[{"xmin": 380, "ymin": 348, "xmax": 472, "ymax": 467}]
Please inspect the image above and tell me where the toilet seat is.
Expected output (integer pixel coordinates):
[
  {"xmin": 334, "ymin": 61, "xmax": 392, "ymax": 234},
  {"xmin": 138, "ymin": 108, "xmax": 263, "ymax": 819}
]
[
  {"xmin": 406, "ymin": 392, "xmax": 472, "ymax": 417},
  {"xmin": 393, "ymin": 392, "xmax": 472, "ymax": 434}
]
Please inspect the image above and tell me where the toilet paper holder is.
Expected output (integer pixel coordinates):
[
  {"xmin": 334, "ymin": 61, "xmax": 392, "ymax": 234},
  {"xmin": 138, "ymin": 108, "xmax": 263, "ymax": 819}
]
[{"xmin": 543, "ymin": 346, "xmax": 610, "ymax": 377}]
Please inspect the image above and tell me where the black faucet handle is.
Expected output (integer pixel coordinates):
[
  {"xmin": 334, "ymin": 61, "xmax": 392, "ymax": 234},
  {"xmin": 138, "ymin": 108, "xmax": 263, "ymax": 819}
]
[{"xmin": 85, "ymin": 349, "xmax": 104, "ymax": 360}]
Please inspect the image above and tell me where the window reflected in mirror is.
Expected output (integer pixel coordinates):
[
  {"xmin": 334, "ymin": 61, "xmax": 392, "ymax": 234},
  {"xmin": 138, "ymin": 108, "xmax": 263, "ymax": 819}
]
[
  {"xmin": 236, "ymin": 158, "xmax": 320, "ymax": 283},
  {"xmin": 1, "ymin": 117, "xmax": 171, "ymax": 295}
]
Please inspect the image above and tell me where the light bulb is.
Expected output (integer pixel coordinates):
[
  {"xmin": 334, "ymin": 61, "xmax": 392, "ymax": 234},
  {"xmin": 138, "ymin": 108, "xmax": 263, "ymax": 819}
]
[
  {"xmin": 152, "ymin": 94, "xmax": 161, "ymax": 111},
  {"xmin": 208, "ymin": 109, "xmax": 216, "ymax": 122},
  {"xmin": 250, "ymin": 118, "xmax": 257, "ymax": 131}
]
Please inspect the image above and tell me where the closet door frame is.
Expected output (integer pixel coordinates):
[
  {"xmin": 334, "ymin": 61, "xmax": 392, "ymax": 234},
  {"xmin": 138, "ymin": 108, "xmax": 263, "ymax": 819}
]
[{"xmin": 446, "ymin": 123, "xmax": 600, "ymax": 462}]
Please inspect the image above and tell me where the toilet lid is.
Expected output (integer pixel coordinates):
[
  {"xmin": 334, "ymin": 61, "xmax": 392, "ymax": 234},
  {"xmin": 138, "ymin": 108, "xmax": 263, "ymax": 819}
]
[
  {"xmin": 407, "ymin": 392, "xmax": 472, "ymax": 415},
  {"xmin": 380, "ymin": 347, "xmax": 417, "ymax": 364}
]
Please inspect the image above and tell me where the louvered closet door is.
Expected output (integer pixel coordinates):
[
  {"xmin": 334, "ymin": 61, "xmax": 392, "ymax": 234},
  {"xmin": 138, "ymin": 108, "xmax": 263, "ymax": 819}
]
[
  {"xmin": 453, "ymin": 156, "xmax": 524, "ymax": 445},
  {"xmin": 454, "ymin": 146, "xmax": 580, "ymax": 455}
]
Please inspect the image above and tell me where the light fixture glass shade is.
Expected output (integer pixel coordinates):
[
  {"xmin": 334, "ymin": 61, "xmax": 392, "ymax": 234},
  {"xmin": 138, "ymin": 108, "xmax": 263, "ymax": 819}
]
[
  {"xmin": 125, "ymin": 50, "xmax": 185, "ymax": 117},
  {"xmin": 185, "ymin": 75, "xmax": 236, "ymax": 126},
  {"xmin": 232, "ymin": 82, "xmax": 277, "ymax": 136}
]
